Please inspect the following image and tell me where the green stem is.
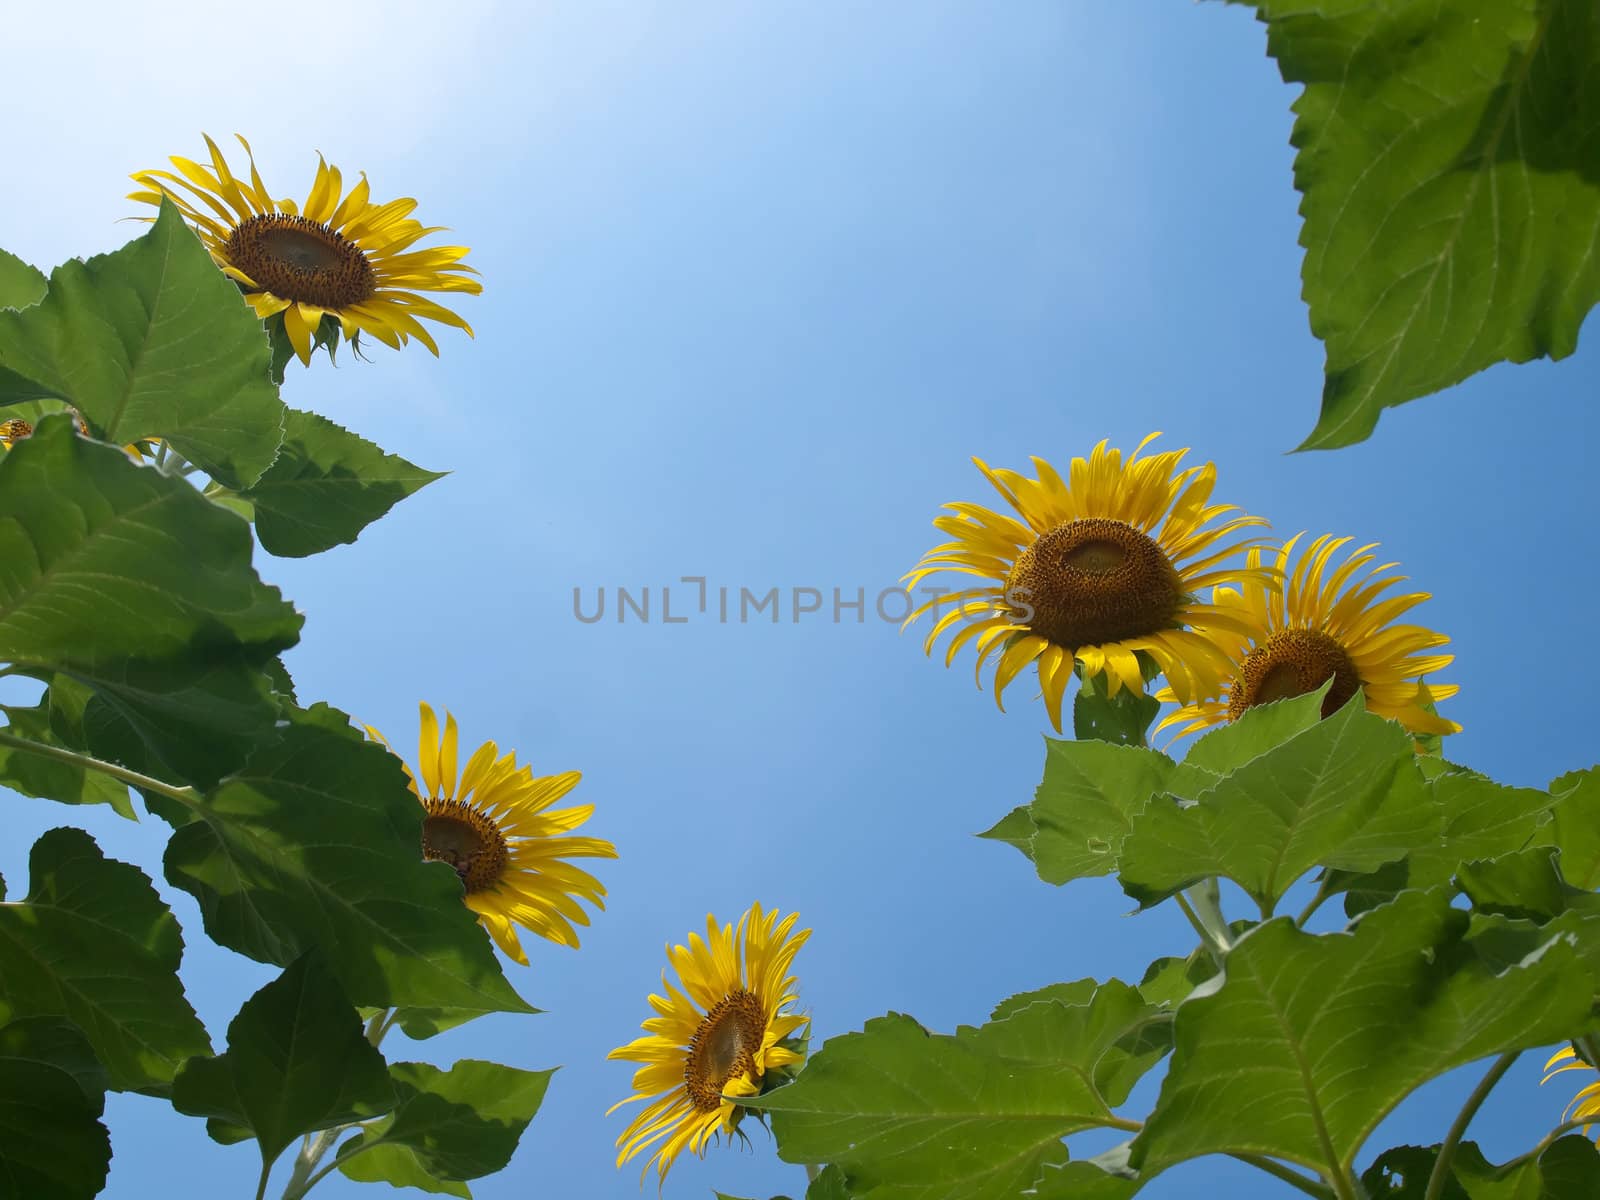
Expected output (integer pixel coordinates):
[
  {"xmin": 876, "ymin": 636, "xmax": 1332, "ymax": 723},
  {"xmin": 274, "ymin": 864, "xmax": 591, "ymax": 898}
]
[
  {"xmin": 281, "ymin": 1127, "xmax": 342, "ymax": 1200},
  {"xmin": 1501, "ymin": 1117, "xmax": 1594, "ymax": 1172},
  {"xmin": 1175, "ymin": 891, "xmax": 1227, "ymax": 967},
  {"xmin": 254, "ymin": 1160, "xmax": 273, "ymax": 1200},
  {"xmin": 1423, "ymin": 1052, "xmax": 1519, "ymax": 1200},
  {"xmin": 155, "ymin": 440, "xmax": 169, "ymax": 468},
  {"xmin": 1296, "ymin": 877, "xmax": 1333, "ymax": 928},
  {"xmin": 1229, "ymin": 1154, "xmax": 1335, "ymax": 1200},
  {"xmin": 805, "ymin": 1163, "xmax": 821, "ymax": 1182},
  {"xmin": 1187, "ymin": 877, "xmax": 1233, "ymax": 952},
  {"xmin": 0, "ymin": 728, "xmax": 198, "ymax": 809}
]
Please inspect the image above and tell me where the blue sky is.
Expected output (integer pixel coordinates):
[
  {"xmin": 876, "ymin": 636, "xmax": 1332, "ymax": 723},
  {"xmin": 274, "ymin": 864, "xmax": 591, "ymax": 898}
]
[{"xmin": 5, "ymin": 2, "xmax": 1598, "ymax": 1198}]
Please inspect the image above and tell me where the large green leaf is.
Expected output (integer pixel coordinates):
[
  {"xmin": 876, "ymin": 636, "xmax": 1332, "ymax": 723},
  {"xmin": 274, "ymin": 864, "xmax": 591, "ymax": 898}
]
[
  {"xmin": 335, "ymin": 1059, "xmax": 554, "ymax": 1195},
  {"xmin": 242, "ymin": 407, "xmax": 444, "ymax": 558},
  {"xmin": 0, "ymin": 416, "xmax": 301, "ymax": 785},
  {"xmin": 1548, "ymin": 769, "xmax": 1600, "ymax": 890},
  {"xmin": 982, "ymin": 740, "xmax": 1178, "ymax": 885},
  {"xmin": 1332, "ymin": 770, "xmax": 1558, "ymax": 916},
  {"xmin": 0, "ymin": 198, "xmax": 284, "ymax": 487},
  {"xmin": 1130, "ymin": 890, "xmax": 1595, "ymax": 1182},
  {"xmin": 0, "ymin": 1017, "xmax": 111, "ymax": 1200},
  {"xmin": 1363, "ymin": 1136, "xmax": 1600, "ymax": 1198},
  {"xmin": 754, "ymin": 982, "xmax": 1165, "ymax": 1200},
  {"xmin": 0, "ymin": 695, "xmax": 134, "ymax": 817},
  {"xmin": 171, "ymin": 951, "xmax": 393, "ymax": 1168},
  {"xmin": 0, "ymin": 249, "xmax": 46, "ymax": 311},
  {"xmin": 1237, "ymin": 0, "xmax": 1600, "ymax": 448},
  {"xmin": 985, "ymin": 692, "xmax": 1329, "ymax": 888},
  {"xmin": 0, "ymin": 828, "xmax": 209, "ymax": 1094},
  {"xmin": 1117, "ymin": 701, "xmax": 1434, "ymax": 914},
  {"xmin": 163, "ymin": 702, "xmax": 535, "ymax": 1018}
]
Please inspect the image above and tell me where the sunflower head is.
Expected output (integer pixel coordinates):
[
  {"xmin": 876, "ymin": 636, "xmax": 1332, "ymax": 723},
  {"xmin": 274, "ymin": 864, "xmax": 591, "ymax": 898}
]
[
  {"xmin": 368, "ymin": 702, "xmax": 617, "ymax": 965},
  {"xmin": 608, "ymin": 903, "xmax": 811, "ymax": 1186},
  {"xmin": 1543, "ymin": 1046, "xmax": 1600, "ymax": 1135},
  {"xmin": 903, "ymin": 433, "xmax": 1272, "ymax": 731},
  {"xmin": 130, "ymin": 134, "xmax": 481, "ymax": 367},
  {"xmin": 1155, "ymin": 533, "xmax": 1460, "ymax": 742}
]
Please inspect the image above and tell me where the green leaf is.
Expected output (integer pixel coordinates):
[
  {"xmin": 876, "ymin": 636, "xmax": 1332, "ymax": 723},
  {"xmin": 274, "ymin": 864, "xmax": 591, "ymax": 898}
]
[
  {"xmin": 1130, "ymin": 889, "xmax": 1595, "ymax": 1182},
  {"xmin": 335, "ymin": 1059, "xmax": 554, "ymax": 1195},
  {"xmin": 1030, "ymin": 1148, "xmax": 1143, "ymax": 1199},
  {"xmin": 1549, "ymin": 769, "xmax": 1600, "ymax": 890},
  {"xmin": 0, "ymin": 198, "xmax": 284, "ymax": 487},
  {"xmin": 0, "ymin": 828, "xmax": 209, "ymax": 1094},
  {"xmin": 0, "ymin": 249, "xmax": 46, "ymax": 311},
  {"xmin": 982, "ymin": 739, "xmax": 1178, "ymax": 886},
  {"xmin": 171, "ymin": 950, "xmax": 393, "ymax": 1168},
  {"xmin": 1245, "ymin": 0, "xmax": 1600, "ymax": 448},
  {"xmin": 1117, "ymin": 701, "xmax": 1435, "ymax": 914},
  {"xmin": 1363, "ymin": 1136, "xmax": 1600, "ymax": 1198},
  {"xmin": 754, "ymin": 983, "xmax": 1165, "ymax": 1200},
  {"xmin": 1136, "ymin": 945, "xmax": 1218, "ymax": 1009},
  {"xmin": 163, "ymin": 702, "xmax": 535, "ymax": 1017},
  {"xmin": 242, "ymin": 407, "xmax": 444, "ymax": 557},
  {"xmin": 805, "ymin": 1167, "xmax": 849, "ymax": 1200},
  {"xmin": 0, "ymin": 416, "xmax": 301, "ymax": 786},
  {"xmin": 0, "ymin": 695, "xmax": 134, "ymax": 817},
  {"xmin": 1332, "ymin": 770, "xmax": 1558, "ymax": 915},
  {"xmin": 1457, "ymin": 848, "xmax": 1598, "ymax": 922},
  {"xmin": 0, "ymin": 1017, "xmax": 111, "ymax": 1200},
  {"xmin": 1073, "ymin": 670, "xmax": 1159, "ymax": 747}
]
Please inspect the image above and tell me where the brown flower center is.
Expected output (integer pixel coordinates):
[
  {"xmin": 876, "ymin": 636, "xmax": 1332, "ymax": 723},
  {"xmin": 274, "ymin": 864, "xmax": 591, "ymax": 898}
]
[
  {"xmin": 421, "ymin": 799, "xmax": 509, "ymax": 894},
  {"xmin": 1003, "ymin": 517, "xmax": 1185, "ymax": 648},
  {"xmin": 1228, "ymin": 629, "xmax": 1362, "ymax": 721},
  {"xmin": 685, "ymin": 988, "xmax": 765, "ymax": 1113},
  {"xmin": 224, "ymin": 213, "xmax": 377, "ymax": 309},
  {"xmin": 0, "ymin": 418, "xmax": 33, "ymax": 445}
]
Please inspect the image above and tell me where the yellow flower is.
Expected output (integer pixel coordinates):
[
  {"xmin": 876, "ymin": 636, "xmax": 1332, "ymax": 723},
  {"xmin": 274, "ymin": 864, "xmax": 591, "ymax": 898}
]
[
  {"xmin": 130, "ymin": 134, "xmax": 480, "ymax": 366},
  {"xmin": 904, "ymin": 433, "xmax": 1271, "ymax": 731},
  {"xmin": 0, "ymin": 418, "xmax": 32, "ymax": 449},
  {"xmin": 369, "ymin": 703, "xmax": 617, "ymax": 965},
  {"xmin": 609, "ymin": 904, "xmax": 810, "ymax": 1185},
  {"xmin": 1543, "ymin": 1046, "xmax": 1600, "ymax": 1134},
  {"xmin": 1155, "ymin": 533, "xmax": 1460, "ymax": 741}
]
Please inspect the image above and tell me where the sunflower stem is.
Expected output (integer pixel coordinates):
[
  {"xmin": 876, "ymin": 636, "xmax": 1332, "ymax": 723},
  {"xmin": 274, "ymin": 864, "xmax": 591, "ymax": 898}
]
[
  {"xmin": 1229, "ymin": 1153, "xmax": 1335, "ymax": 1199},
  {"xmin": 1295, "ymin": 877, "xmax": 1334, "ymax": 928},
  {"xmin": 254, "ymin": 1160, "xmax": 272, "ymax": 1200},
  {"xmin": 1499, "ymin": 1117, "xmax": 1594, "ymax": 1173},
  {"xmin": 1175, "ymin": 892, "xmax": 1227, "ymax": 966},
  {"xmin": 1423, "ymin": 1052, "xmax": 1519, "ymax": 1200},
  {"xmin": 1187, "ymin": 877, "xmax": 1233, "ymax": 953},
  {"xmin": 0, "ymin": 728, "xmax": 199, "ymax": 809},
  {"xmin": 154, "ymin": 440, "xmax": 169, "ymax": 468},
  {"xmin": 805, "ymin": 1163, "xmax": 821, "ymax": 1182},
  {"xmin": 281, "ymin": 1125, "xmax": 344, "ymax": 1200}
]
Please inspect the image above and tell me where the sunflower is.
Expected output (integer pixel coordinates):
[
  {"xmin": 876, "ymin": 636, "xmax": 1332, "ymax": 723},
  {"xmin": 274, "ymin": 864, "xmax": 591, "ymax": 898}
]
[
  {"xmin": 1543, "ymin": 1046, "xmax": 1600, "ymax": 1135},
  {"xmin": 130, "ymin": 134, "xmax": 480, "ymax": 366},
  {"xmin": 368, "ymin": 703, "xmax": 617, "ymax": 965},
  {"xmin": 903, "ymin": 433, "xmax": 1271, "ymax": 731},
  {"xmin": 0, "ymin": 418, "xmax": 32, "ymax": 449},
  {"xmin": 1155, "ymin": 533, "xmax": 1459, "ymax": 741},
  {"xmin": 609, "ymin": 903, "xmax": 810, "ymax": 1185}
]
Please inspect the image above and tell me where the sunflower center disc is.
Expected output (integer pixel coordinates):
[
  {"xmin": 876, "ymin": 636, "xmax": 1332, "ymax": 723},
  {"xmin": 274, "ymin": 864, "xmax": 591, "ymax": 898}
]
[
  {"xmin": 1003, "ymin": 517, "xmax": 1185, "ymax": 648},
  {"xmin": 685, "ymin": 988, "xmax": 765, "ymax": 1112},
  {"xmin": 224, "ymin": 213, "xmax": 377, "ymax": 309},
  {"xmin": 421, "ymin": 802, "xmax": 509, "ymax": 894},
  {"xmin": 1228, "ymin": 629, "xmax": 1362, "ymax": 721}
]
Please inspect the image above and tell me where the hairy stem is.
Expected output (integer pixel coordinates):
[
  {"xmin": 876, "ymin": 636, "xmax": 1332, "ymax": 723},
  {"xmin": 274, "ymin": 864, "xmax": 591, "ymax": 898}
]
[
  {"xmin": 1230, "ymin": 1153, "xmax": 1335, "ymax": 1200},
  {"xmin": 1424, "ymin": 1052, "xmax": 1519, "ymax": 1200},
  {"xmin": 0, "ymin": 728, "xmax": 198, "ymax": 809},
  {"xmin": 1175, "ymin": 891, "xmax": 1227, "ymax": 967},
  {"xmin": 1296, "ymin": 877, "xmax": 1333, "ymax": 927}
]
